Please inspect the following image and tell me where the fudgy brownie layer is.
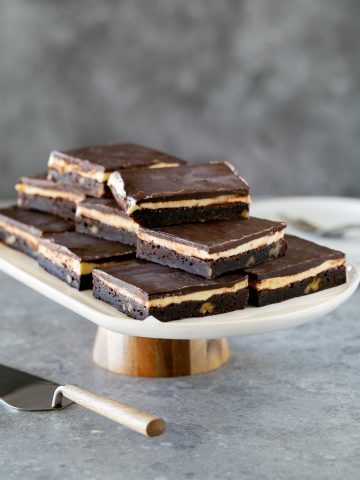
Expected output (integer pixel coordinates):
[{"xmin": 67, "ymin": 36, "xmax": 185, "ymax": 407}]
[
  {"xmin": 18, "ymin": 194, "xmax": 77, "ymax": 221},
  {"xmin": 38, "ymin": 254, "xmax": 92, "ymax": 290},
  {"xmin": 0, "ymin": 230, "xmax": 37, "ymax": 258},
  {"xmin": 48, "ymin": 169, "xmax": 108, "ymax": 198},
  {"xmin": 248, "ymin": 265, "xmax": 346, "ymax": 307},
  {"xmin": 76, "ymin": 217, "xmax": 137, "ymax": 246},
  {"xmin": 129, "ymin": 203, "xmax": 249, "ymax": 227},
  {"xmin": 93, "ymin": 276, "xmax": 249, "ymax": 321},
  {"xmin": 137, "ymin": 238, "xmax": 287, "ymax": 279}
]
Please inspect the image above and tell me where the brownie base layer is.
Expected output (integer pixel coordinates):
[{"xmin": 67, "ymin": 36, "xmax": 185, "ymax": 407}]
[
  {"xmin": 137, "ymin": 238, "xmax": 287, "ymax": 279},
  {"xmin": 38, "ymin": 254, "xmax": 92, "ymax": 290},
  {"xmin": 93, "ymin": 278, "xmax": 249, "ymax": 322},
  {"xmin": 18, "ymin": 194, "xmax": 77, "ymax": 221},
  {"xmin": 0, "ymin": 231, "xmax": 37, "ymax": 258},
  {"xmin": 76, "ymin": 217, "xmax": 137, "ymax": 246},
  {"xmin": 248, "ymin": 266, "xmax": 346, "ymax": 307},
  {"xmin": 128, "ymin": 203, "xmax": 249, "ymax": 227},
  {"xmin": 48, "ymin": 169, "xmax": 108, "ymax": 198}
]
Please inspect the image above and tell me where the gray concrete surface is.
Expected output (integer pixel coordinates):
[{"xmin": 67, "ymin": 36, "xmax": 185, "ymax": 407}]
[
  {"xmin": 1, "ymin": 1, "xmax": 360, "ymax": 198},
  {"xmin": 0, "ymin": 272, "xmax": 359, "ymax": 480}
]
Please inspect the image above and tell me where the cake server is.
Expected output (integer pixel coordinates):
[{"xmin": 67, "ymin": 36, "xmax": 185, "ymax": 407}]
[{"xmin": 0, "ymin": 364, "xmax": 166, "ymax": 436}]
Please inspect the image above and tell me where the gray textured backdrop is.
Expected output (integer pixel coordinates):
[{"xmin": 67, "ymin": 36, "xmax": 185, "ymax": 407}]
[{"xmin": 1, "ymin": 1, "xmax": 359, "ymax": 198}]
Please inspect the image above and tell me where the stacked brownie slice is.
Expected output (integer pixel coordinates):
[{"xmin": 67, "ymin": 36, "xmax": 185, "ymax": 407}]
[
  {"xmin": 0, "ymin": 143, "xmax": 185, "ymax": 287},
  {"xmin": 94, "ymin": 156, "xmax": 346, "ymax": 320},
  {"xmin": 94, "ymin": 161, "xmax": 256, "ymax": 320},
  {"xmin": 0, "ymin": 142, "xmax": 347, "ymax": 322}
]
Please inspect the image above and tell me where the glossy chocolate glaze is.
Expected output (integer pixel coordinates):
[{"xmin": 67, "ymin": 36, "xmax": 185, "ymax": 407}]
[
  {"xmin": 0, "ymin": 206, "xmax": 74, "ymax": 236},
  {"xmin": 52, "ymin": 143, "xmax": 186, "ymax": 172},
  {"xmin": 40, "ymin": 231, "xmax": 135, "ymax": 261},
  {"xmin": 245, "ymin": 235, "xmax": 345, "ymax": 280},
  {"xmin": 112, "ymin": 162, "xmax": 250, "ymax": 203},
  {"xmin": 140, "ymin": 217, "xmax": 286, "ymax": 253},
  {"xmin": 93, "ymin": 259, "xmax": 247, "ymax": 300}
]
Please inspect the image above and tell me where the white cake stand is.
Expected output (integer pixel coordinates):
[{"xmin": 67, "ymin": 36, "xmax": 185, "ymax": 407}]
[{"xmin": 1, "ymin": 244, "xmax": 359, "ymax": 377}]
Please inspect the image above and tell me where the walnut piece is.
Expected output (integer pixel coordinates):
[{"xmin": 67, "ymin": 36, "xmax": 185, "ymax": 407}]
[
  {"xmin": 199, "ymin": 302, "xmax": 215, "ymax": 314},
  {"xmin": 305, "ymin": 277, "xmax": 321, "ymax": 294}
]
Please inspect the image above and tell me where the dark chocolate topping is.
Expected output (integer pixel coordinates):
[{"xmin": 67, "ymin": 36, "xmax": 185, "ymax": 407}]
[
  {"xmin": 78, "ymin": 198, "xmax": 130, "ymax": 218},
  {"xmin": 141, "ymin": 217, "xmax": 286, "ymax": 253},
  {"xmin": 245, "ymin": 235, "xmax": 345, "ymax": 279},
  {"xmin": 17, "ymin": 174, "xmax": 85, "ymax": 196},
  {"xmin": 93, "ymin": 259, "xmax": 247, "ymax": 299},
  {"xmin": 0, "ymin": 206, "xmax": 74, "ymax": 236},
  {"xmin": 113, "ymin": 162, "xmax": 250, "ymax": 203},
  {"xmin": 52, "ymin": 143, "xmax": 186, "ymax": 172},
  {"xmin": 41, "ymin": 231, "xmax": 135, "ymax": 261}
]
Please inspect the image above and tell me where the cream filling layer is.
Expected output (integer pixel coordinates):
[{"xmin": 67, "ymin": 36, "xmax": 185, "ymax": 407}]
[
  {"xmin": 98, "ymin": 275, "xmax": 248, "ymax": 308},
  {"xmin": 0, "ymin": 221, "xmax": 38, "ymax": 249},
  {"xmin": 148, "ymin": 162, "xmax": 180, "ymax": 169},
  {"xmin": 49, "ymin": 155, "xmax": 181, "ymax": 183},
  {"xmin": 39, "ymin": 246, "xmax": 124, "ymax": 275},
  {"xmin": 16, "ymin": 183, "xmax": 85, "ymax": 203},
  {"xmin": 139, "ymin": 230, "xmax": 284, "ymax": 260},
  {"xmin": 76, "ymin": 205, "xmax": 138, "ymax": 233},
  {"xmin": 250, "ymin": 258, "xmax": 345, "ymax": 291}
]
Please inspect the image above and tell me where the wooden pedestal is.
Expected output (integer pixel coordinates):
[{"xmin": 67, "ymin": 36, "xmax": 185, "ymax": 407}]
[{"xmin": 92, "ymin": 327, "xmax": 229, "ymax": 377}]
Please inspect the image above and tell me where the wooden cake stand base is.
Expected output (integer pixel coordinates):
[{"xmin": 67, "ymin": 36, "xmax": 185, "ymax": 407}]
[{"xmin": 93, "ymin": 327, "xmax": 229, "ymax": 377}]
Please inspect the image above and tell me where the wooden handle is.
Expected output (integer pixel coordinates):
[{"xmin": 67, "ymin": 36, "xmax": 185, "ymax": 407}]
[{"xmin": 52, "ymin": 385, "xmax": 166, "ymax": 437}]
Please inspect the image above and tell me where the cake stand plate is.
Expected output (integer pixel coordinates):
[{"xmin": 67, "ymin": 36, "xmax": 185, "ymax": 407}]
[{"xmin": 0, "ymin": 244, "xmax": 358, "ymax": 377}]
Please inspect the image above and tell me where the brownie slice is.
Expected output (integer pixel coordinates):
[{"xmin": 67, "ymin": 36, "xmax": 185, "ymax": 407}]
[
  {"xmin": 108, "ymin": 162, "xmax": 250, "ymax": 227},
  {"xmin": 245, "ymin": 235, "xmax": 346, "ymax": 306},
  {"xmin": 76, "ymin": 198, "xmax": 138, "ymax": 246},
  {"xmin": 137, "ymin": 217, "xmax": 287, "ymax": 278},
  {"xmin": 93, "ymin": 260, "xmax": 249, "ymax": 322},
  {"xmin": 38, "ymin": 231, "xmax": 135, "ymax": 290},
  {"xmin": 0, "ymin": 206, "xmax": 74, "ymax": 258},
  {"xmin": 48, "ymin": 143, "xmax": 186, "ymax": 198},
  {"xmin": 16, "ymin": 174, "xmax": 86, "ymax": 220}
]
